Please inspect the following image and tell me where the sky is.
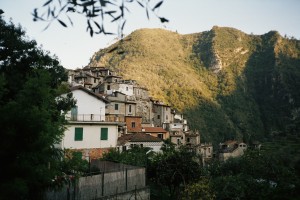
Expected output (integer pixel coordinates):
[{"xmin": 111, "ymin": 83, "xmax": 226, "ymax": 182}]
[{"xmin": 1, "ymin": 0, "xmax": 300, "ymax": 69}]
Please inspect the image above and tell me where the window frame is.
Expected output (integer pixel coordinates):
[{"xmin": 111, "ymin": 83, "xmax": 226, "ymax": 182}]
[
  {"xmin": 74, "ymin": 127, "xmax": 83, "ymax": 141},
  {"xmin": 131, "ymin": 122, "xmax": 136, "ymax": 128},
  {"xmin": 100, "ymin": 127, "xmax": 108, "ymax": 140}
]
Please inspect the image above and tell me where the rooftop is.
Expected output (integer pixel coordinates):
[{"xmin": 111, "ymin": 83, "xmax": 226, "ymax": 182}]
[{"xmin": 118, "ymin": 133, "xmax": 162, "ymax": 145}]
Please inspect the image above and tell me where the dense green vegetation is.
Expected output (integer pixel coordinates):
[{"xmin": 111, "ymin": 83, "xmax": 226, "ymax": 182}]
[
  {"xmin": 89, "ymin": 27, "xmax": 300, "ymax": 145},
  {"xmin": 102, "ymin": 141, "xmax": 204, "ymax": 199},
  {"xmin": 0, "ymin": 16, "xmax": 76, "ymax": 199},
  {"xmin": 102, "ymin": 140, "xmax": 300, "ymax": 200}
]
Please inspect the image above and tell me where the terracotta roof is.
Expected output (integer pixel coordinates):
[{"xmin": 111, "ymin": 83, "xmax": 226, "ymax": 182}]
[
  {"xmin": 142, "ymin": 127, "xmax": 167, "ymax": 133},
  {"xmin": 70, "ymin": 86, "xmax": 110, "ymax": 103},
  {"xmin": 118, "ymin": 133, "xmax": 162, "ymax": 145}
]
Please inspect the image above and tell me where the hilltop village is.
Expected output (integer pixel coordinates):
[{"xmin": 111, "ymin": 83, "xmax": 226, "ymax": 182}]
[{"xmin": 61, "ymin": 66, "xmax": 249, "ymax": 162}]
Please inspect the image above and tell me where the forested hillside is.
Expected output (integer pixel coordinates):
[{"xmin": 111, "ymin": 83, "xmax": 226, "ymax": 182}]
[{"xmin": 89, "ymin": 27, "xmax": 300, "ymax": 145}]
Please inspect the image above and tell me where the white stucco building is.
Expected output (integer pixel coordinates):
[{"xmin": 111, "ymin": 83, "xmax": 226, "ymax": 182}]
[
  {"xmin": 65, "ymin": 86, "xmax": 108, "ymax": 121},
  {"xmin": 59, "ymin": 86, "xmax": 123, "ymax": 159}
]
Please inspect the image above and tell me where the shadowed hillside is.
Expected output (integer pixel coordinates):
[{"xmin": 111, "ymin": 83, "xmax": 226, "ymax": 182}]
[{"xmin": 89, "ymin": 27, "xmax": 300, "ymax": 145}]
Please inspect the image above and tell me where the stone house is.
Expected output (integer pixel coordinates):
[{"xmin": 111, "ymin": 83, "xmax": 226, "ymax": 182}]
[
  {"xmin": 196, "ymin": 143, "xmax": 213, "ymax": 166},
  {"xmin": 117, "ymin": 133, "xmax": 163, "ymax": 152},
  {"xmin": 151, "ymin": 99, "xmax": 173, "ymax": 128},
  {"xmin": 141, "ymin": 127, "xmax": 169, "ymax": 140},
  {"xmin": 185, "ymin": 130, "xmax": 200, "ymax": 146},
  {"xmin": 105, "ymin": 91, "xmax": 137, "ymax": 122},
  {"xmin": 218, "ymin": 140, "xmax": 247, "ymax": 161},
  {"xmin": 169, "ymin": 131, "xmax": 185, "ymax": 146}
]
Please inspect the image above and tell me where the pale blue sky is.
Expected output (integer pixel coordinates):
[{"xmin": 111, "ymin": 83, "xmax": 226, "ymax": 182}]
[{"xmin": 1, "ymin": 0, "xmax": 300, "ymax": 69}]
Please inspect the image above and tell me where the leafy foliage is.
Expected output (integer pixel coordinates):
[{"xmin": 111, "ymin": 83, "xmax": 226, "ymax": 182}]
[
  {"xmin": 101, "ymin": 146, "xmax": 153, "ymax": 167},
  {"xmin": 149, "ymin": 146, "xmax": 202, "ymax": 199},
  {"xmin": 209, "ymin": 148, "xmax": 300, "ymax": 200},
  {"xmin": 0, "ymin": 17, "xmax": 75, "ymax": 199},
  {"xmin": 33, "ymin": 0, "xmax": 168, "ymax": 37},
  {"xmin": 181, "ymin": 178, "xmax": 216, "ymax": 200}
]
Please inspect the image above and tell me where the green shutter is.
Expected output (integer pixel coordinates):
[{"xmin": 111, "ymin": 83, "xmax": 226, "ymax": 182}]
[
  {"xmin": 75, "ymin": 127, "xmax": 83, "ymax": 141},
  {"xmin": 101, "ymin": 128, "xmax": 108, "ymax": 140}
]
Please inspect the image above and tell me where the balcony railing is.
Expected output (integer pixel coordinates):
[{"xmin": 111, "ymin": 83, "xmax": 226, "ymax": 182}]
[{"xmin": 66, "ymin": 114, "xmax": 105, "ymax": 122}]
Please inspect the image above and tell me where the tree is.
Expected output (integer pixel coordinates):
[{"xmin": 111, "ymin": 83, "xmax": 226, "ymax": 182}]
[
  {"xmin": 208, "ymin": 149, "xmax": 299, "ymax": 200},
  {"xmin": 33, "ymin": 0, "xmax": 168, "ymax": 37},
  {"xmin": 182, "ymin": 177, "xmax": 216, "ymax": 200},
  {"xmin": 0, "ymin": 16, "xmax": 75, "ymax": 199},
  {"xmin": 102, "ymin": 146, "xmax": 153, "ymax": 167},
  {"xmin": 150, "ymin": 146, "xmax": 202, "ymax": 199}
]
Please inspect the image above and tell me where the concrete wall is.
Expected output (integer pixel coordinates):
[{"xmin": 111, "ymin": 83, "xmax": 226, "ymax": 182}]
[
  {"xmin": 46, "ymin": 166, "xmax": 146, "ymax": 200},
  {"xmin": 99, "ymin": 187, "xmax": 150, "ymax": 200}
]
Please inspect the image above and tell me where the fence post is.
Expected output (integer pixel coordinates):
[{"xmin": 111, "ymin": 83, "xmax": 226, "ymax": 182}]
[
  {"xmin": 115, "ymin": 187, "xmax": 118, "ymax": 200},
  {"xmin": 101, "ymin": 172, "xmax": 104, "ymax": 196},
  {"xmin": 125, "ymin": 168, "xmax": 128, "ymax": 191},
  {"xmin": 134, "ymin": 185, "xmax": 137, "ymax": 200}
]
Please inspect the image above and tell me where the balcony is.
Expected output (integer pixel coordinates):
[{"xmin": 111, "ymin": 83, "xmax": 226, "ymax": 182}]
[{"xmin": 66, "ymin": 114, "xmax": 105, "ymax": 122}]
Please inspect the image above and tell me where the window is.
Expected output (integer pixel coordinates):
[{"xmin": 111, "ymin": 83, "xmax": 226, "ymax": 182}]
[
  {"xmin": 126, "ymin": 87, "xmax": 128, "ymax": 91},
  {"xmin": 157, "ymin": 115, "xmax": 160, "ymax": 119},
  {"xmin": 71, "ymin": 106, "xmax": 78, "ymax": 120},
  {"xmin": 140, "ymin": 144, "xmax": 143, "ymax": 148},
  {"xmin": 115, "ymin": 104, "xmax": 119, "ymax": 110},
  {"xmin": 187, "ymin": 138, "xmax": 190, "ymax": 143},
  {"xmin": 208, "ymin": 148, "xmax": 211, "ymax": 153},
  {"xmin": 107, "ymin": 85, "xmax": 111, "ymax": 90},
  {"xmin": 129, "ymin": 105, "xmax": 132, "ymax": 113},
  {"xmin": 100, "ymin": 128, "xmax": 108, "ymax": 140},
  {"xmin": 75, "ymin": 127, "xmax": 83, "ymax": 141},
  {"xmin": 158, "ymin": 134, "xmax": 163, "ymax": 139},
  {"xmin": 131, "ymin": 122, "xmax": 136, "ymax": 128},
  {"xmin": 166, "ymin": 115, "xmax": 168, "ymax": 120}
]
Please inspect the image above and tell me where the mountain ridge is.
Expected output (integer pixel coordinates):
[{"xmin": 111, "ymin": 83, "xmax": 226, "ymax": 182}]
[{"xmin": 89, "ymin": 27, "xmax": 300, "ymax": 145}]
